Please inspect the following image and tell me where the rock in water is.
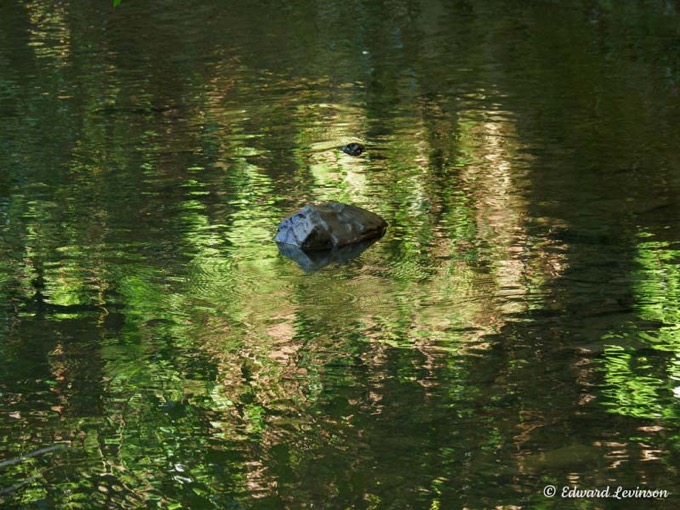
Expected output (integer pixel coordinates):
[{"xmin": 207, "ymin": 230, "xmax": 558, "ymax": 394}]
[
  {"xmin": 275, "ymin": 202, "xmax": 388, "ymax": 251},
  {"xmin": 341, "ymin": 143, "xmax": 365, "ymax": 156}
]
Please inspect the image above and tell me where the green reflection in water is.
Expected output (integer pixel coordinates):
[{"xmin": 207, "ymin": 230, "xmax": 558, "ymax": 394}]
[
  {"xmin": 601, "ymin": 345, "xmax": 676, "ymax": 420},
  {"xmin": 598, "ymin": 233, "xmax": 680, "ymax": 420}
]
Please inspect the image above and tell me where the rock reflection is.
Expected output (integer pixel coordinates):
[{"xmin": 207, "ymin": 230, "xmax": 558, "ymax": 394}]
[{"xmin": 276, "ymin": 237, "xmax": 382, "ymax": 272}]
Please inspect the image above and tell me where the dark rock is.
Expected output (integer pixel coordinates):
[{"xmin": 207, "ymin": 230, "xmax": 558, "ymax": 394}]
[
  {"xmin": 277, "ymin": 238, "xmax": 380, "ymax": 272},
  {"xmin": 275, "ymin": 202, "xmax": 387, "ymax": 251},
  {"xmin": 341, "ymin": 143, "xmax": 365, "ymax": 156}
]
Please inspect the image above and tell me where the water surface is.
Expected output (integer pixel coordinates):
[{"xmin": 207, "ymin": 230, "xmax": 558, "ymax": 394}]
[{"xmin": 1, "ymin": 1, "xmax": 680, "ymax": 508}]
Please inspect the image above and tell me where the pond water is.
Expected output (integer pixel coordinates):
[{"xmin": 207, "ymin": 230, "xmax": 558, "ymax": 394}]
[{"xmin": 1, "ymin": 1, "xmax": 680, "ymax": 508}]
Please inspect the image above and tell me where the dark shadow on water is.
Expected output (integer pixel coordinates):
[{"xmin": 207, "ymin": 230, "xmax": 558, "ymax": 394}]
[{"xmin": 276, "ymin": 237, "xmax": 382, "ymax": 272}]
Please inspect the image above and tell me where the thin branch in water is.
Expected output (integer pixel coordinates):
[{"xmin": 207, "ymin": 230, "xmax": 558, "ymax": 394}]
[
  {"xmin": 0, "ymin": 474, "xmax": 43, "ymax": 496},
  {"xmin": 0, "ymin": 443, "xmax": 69, "ymax": 470}
]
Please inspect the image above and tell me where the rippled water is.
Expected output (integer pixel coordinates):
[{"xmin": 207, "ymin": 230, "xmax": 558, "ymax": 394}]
[{"xmin": 2, "ymin": 1, "xmax": 680, "ymax": 508}]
